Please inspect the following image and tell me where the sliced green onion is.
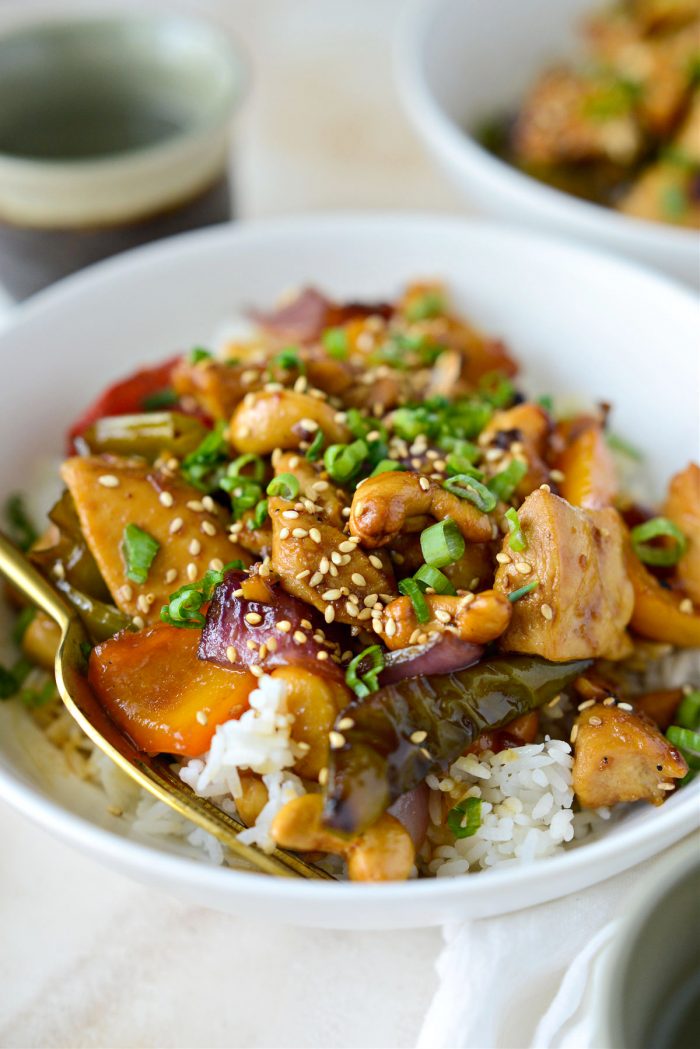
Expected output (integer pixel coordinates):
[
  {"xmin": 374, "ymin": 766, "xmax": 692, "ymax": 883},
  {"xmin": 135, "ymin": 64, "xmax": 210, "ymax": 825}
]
[
  {"xmin": 346, "ymin": 409, "xmax": 386, "ymax": 442},
  {"xmin": 12, "ymin": 606, "xmax": 36, "ymax": 645},
  {"xmin": 443, "ymin": 475, "xmax": 497, "ymax": 513},
  {"xmin": 413, "ymin": 564, "xmax": 456, "ymax": 595},
  {"xmin": 0, "ymin": 665, "xmax": 17, "ymax": 700},
  {"xmin": 438, "ymin": 436, "xmax": 480, "ymax": 461},
  {"xmin": 447, "ymin": 797, "xmax": 482, "ymax": 839},
  {"xmin": 660, "ymin": 184, "xmax": 687, "ymax": 221},
  {"xmin": 370, "ymin": 460, "xmax": 405, "ymax": 477},
  {"xmin": 631, "ymin": 517, "xmax": 687, "ymax": 567},
  {"xmin": 606, "ymin": 433, "xmax": 643, "ymax": 461},
  {"xmin": 188, "ymin": 346, "xmax": 213, "ymax": 364},
  {"xmin": 488, "ymin": 459, "xmax": 527, "ymax": 502},
  {"xmin": 405, "ymin": 290, "xmax": 446, "ymax": 322},
  {"xmin": 142, "ymin": 388, "xmax": 178, "ymax": 411},
  {"xmin": 478, "ymin": 372, "xmax": 516, "ymax": 409},
  {"xmin": 249, "ymin": 498, "xmax": 269, "ymax": 530},
  {"xmin": 322, "ymin": 327, "xmax": 349, "ymax": 359},
  {"xmin": 446, "ymin": 456, "xmax": 483, "ymax": 479},
  {"xmin": 391, "ymin": 406, "xmax": 429, "ymax": 441},
  {"xmin": 677, "ymin": 690, "xmax": 700, "ymax": 731},
  {"xmin": 272, "ymin": 346, "xmax": 305, "ymax": 373},
  {"xmin": 121, "ymin": 524, "xmax": 160, "ymax": 585},
  {"xmin": 398, "ymin": 577, "xmax": 431, "ymax": 623},
  {"xmin": 306, "ymin": 430, "xmax": 325, "ymax": 461},
  {"xmin": 180, "ymin": 420, "xmax": 229, "ymax": 492},
  {"xmin": 538, "ymin": 394, "xmax": 554, "ymax": 413},
  {"xmin": 222, "ymin": 476, "xmax": 263, "ymax": 519},
  {"xmin": 4, "ymin": 494, "xmax": 38, "ymax": 552},
  {"xmin": 266, "ymin": 473, "xmax": 300, "ymax": 500},
  {"xmin": 345, "ymin": 645, "xmax": 385, "ymax": 699},
  {"xmin": 420, "ymin": 518, "xmax": 465, "ymax": 568},
  {"xmin": 324, "ymin": 439, "xmax": 368, "ymax": 484},
  {"xmin": 508, "ymin": 579, "xmax": 539, "ymax": 603},
  {"xmin": 504, "ymin": 507, "xmax": 527, "ymax": 553},
  {"xmin": 666, "ymin": 725, "xmax": 700, "ymax": 770},
  {"xmin": 228, "ymin": 454, "xmax": 266, "ymax": 483},
  {"xmin": 160, "ymin": 560, "xmax": 244, "ymax": 629}
]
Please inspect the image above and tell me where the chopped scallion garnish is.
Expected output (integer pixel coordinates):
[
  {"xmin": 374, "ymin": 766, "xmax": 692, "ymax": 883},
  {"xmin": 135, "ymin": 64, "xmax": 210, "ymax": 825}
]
[
  {"xmin": 249, "ymin": 498, "xmax": 269, "ymax": 530},
  {"xmin": 228, "ymin": 454, "xmax": 266, "ymax": 483},
  {"xmin": 272, "ymin": 346, "xmax": 305, "ymax": 373},
  {"xmin": 488, "ymin": 459, "xmax": 527, "ymax": 502},
  {"xmin": 631, "ymin": 517, "xmax": 687, "ymax": 567},
  {"xmin": 160, "ymin": 561, "xmax": 244, "ymax": 629},
  {"xmin": 266, "ymin": 473, "xmax": 300, "ymax": 500},
  {"xmin": 121, "ymin": 524, "xmax": 160, "ymax": 585},
  {"xmin": 606, "ymin": 434, "xmax": 643, "ymax": 461},
  {"xmin": 324, "ymin": 440, "xmax": 368, "ymax": 485},
  {"xmin": 478, "ymin": 372, "xmax": 516, "ymax": 409},
  {"xmin": 446, "ymin": 456, "xmax": 483, "ymax": 479},
  {"xmin": 370, "ymin": 460, "xmax": 405, "ymax": 477},
  {"xmin": 405, "ymin": 290, "xmax": 446, "ymax": 322},
  {"xmin": 398, "ymin": 577, "xmax": 431, "ymax": 623},
  {"xmin": 504, "ymin": 507, "xmax": 527, "ymax": 553},
  {"xmin": 508, "ymin": 579, "xmax": 539, "ymax": 603},
  {"xmin": 141, "ymin": 388, "xmax": 179, "ymax": 411},
  {"xmin": 306, "ymin": 430, "xmax": 325, "ymax": 461},
  {"xmin": 413, "ymin": 564, "xmax": 456, "ymax": 595},
  {"xmin": 443, "ymin": 475, "xmax": 497, "ymax": 513},
  {"xmin": 188, "ymin": 347, "xmax": 213, "ymax": 364},
  {"xmin": 447, "ymin": 797, "xmax": 482, "ymax": 839},
  {"xmin": 345, "ymin": 645, "xmax": 385, "ymax": 699},
  {"xmin": 677, "ymin": 690, "xmax": 700, "ymax": 731},
  {"xmin": 420, "ymin": 518, "xmax": 465, "ymax": 568},
  {"xmin": 180, "ymin": 420, "xmax": 229, "ymax": 492},
  {"xmin": 322, "ymin": 327, "xmax": 349, "ymax": 360}
]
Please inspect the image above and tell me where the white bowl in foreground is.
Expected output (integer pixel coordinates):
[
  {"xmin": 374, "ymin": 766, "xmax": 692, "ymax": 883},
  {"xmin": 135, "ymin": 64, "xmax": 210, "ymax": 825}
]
[
  {"xmin": 0, "ymin": 214, "xmax": 698, "ymax": 929},
  {"xmin": 396, "ymin": 0, "xmax": 700, "ymax": 286}
]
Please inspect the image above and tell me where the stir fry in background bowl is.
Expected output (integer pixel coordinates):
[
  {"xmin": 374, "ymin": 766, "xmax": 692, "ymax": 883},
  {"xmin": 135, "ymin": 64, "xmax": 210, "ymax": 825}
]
[
  {"xmin": 2, "ymin": 281, "xmax": 699, "ymax": 882},
  {"xmin": 480, "ymin": 0, "xmax": 700, "ymax": 227}
]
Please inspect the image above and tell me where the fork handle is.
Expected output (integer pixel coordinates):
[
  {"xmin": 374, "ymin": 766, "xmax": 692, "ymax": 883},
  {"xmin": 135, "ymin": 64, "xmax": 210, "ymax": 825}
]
[{"xmin": 0, "ymin": 532, "xmax": 72, "ymax": 631}]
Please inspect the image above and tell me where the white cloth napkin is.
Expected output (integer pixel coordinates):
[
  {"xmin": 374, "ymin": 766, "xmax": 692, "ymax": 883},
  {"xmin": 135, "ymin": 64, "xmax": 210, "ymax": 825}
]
[{"xmin": 417, "ymin": 837, "xmax": 694, "ymax": 1049}]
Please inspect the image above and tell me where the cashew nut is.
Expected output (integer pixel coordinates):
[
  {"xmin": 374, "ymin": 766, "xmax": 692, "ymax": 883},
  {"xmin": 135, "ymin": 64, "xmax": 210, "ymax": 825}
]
[
  {"xmin": 230, "ymin": 390, "xmax": 350, "ymax": 455},
  {"xmin": 349, "ymin": 471, "xmax": 492, "ymax": 549},
  {"xmin": 376, "ymin": 589, "xmax": 512, "ymax": 649},
  {"xmin": 271, "ymin": 793, "xmax": 415, "ymax": 882}
]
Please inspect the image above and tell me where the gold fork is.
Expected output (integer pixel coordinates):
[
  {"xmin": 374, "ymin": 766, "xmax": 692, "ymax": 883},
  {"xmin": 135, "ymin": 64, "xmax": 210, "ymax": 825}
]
[{"xmin": 0, "ymin": 533, "xmax": 332, "ymax": 879}]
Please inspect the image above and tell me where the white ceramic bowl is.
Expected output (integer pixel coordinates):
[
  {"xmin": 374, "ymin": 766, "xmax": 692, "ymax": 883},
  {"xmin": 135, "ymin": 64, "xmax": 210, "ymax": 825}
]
[
  {"xmin": 0, "ymin": 214, "xmax": 698, "ymax": 929},
  {"xmin": 396, "ymin": 0, "xmax": 700, "ymax": 286}
]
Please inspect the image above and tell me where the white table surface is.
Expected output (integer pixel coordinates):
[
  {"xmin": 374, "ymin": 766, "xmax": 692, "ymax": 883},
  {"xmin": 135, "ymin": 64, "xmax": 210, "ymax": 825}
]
[{"xmin": 0, "ymin": 1, "xmax": 464, "ymax": 1046}]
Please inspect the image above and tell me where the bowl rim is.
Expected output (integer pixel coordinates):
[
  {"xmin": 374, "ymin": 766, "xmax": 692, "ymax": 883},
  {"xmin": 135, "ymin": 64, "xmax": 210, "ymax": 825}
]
[
  {"xmin": 395, "ymin": 0, "xmax": 699, "ymax": 252},
  {"xmin": 0, "ymin": 211, "xmax": 698, "ymax": 912}
]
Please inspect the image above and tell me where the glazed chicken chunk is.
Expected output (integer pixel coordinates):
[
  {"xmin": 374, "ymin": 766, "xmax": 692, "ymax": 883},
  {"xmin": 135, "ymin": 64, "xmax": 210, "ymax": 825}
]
[{"xmin": 573, "ymin": 703, "xmax": 688, "ymax": 808}]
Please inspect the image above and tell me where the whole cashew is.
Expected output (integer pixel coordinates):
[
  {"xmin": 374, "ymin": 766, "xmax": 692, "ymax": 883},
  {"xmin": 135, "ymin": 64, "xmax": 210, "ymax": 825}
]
[
  {"xmin": 376, "ymin": 589, "xmax": 512, "ymax": 649},
  {"xmin": 230, "ymin": 390, "xmax": 350, "ymax": 454},
  {"xmin": 349, "ymin": 471, "xmax": 492, "ymax": 548}
]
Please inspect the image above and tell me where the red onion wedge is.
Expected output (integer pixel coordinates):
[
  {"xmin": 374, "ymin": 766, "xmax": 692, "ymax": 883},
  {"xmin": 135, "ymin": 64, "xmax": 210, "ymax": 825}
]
[
  {"xmin": 388, "ymin": 784, "xmax": 429, "ymax": 850},
  {"xmin": 379, "ymin": 634, "xmax": 483, "ymax": 685},
  {"xmin": 199, "ymin": 570, "xmax": 345, "ymax": 681},
  {"xmin": 251, "ymin": 288, "xmax": 332, "ymax": 343}
]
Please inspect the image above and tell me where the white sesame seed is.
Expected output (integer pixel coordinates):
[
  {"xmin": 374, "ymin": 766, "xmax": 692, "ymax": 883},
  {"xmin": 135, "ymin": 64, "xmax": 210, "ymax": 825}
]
[
  {"xmin": 132, "ymin": 615, "xmax": 145, "ymax": 630},
  {"xmin": 309, "ymin": 571, "xmax": 324, "ymax": 586},
  {"xmin": 515, "ymin": 562, "xmax": 531, "ymax": 575},
  {"xmin": 540, "ymin": 603, "xmax": 554, "ymax": 620},
  {"xmin": 368, "ymin": 554, "xmax": 383, "ymax": 570},
  {"xmin": 329, "ymin": 731, "xmax": 345, "ymax": 750},
  {"xmin": 195, "ymin": 710, "xmax": 208, "ymax": 726},
  {"xmin": 296, "ymin": 569, "xmax": 311, "ymax": 580},
  {"xmin": 410, "ymin": 730, "xmax": 427, "ymax": 744},
  {"xmin": 570, "ymin": 724, "xmax": 579, "ymax": 744},
  {"xmin": 351, "ymin": 572, "xmax": 367, "ymax": 587},
  {"xmin": 603, "ymin": 696, "xmax": 616, "ymax": 706},
  {"xmin": 540, "ymin": 483, "xmax": 551, "ymax": 493},
  {"xmin": 292, "ymin": 630, "xmax": 307, "ymax": 645},
  {"xmin": 118, "ymin": 584, "xmax": 133, "ymax": 602},
  {"xmin": 186, "ymin": 562, "xmax": 198, "ymax": 581},
  {"xmin": 385, "ymin": 617, "xmax": 396, "ymax": 637},
  {"xmin": 292, "ymin": 528, "xmax": 308, "ymax": 538},
  {"xmin": 136, "ymin": 595, "xmax": 150, "ymax": 614},
  {"xmin": 419, "ymin": 476, "xmax": 431, "ymax": 492},
  {"xmin": 245, "ymin": 612, "xmax": 262, "ymax": 625},
  {"xmin": 680, "ymin": 598, "xmax": 694, "ymax": 614},
  {"xmin": 318, "ymin": 767, "xmax": 329, "ymax": 786},
  {"xmin": 316, "ymin": 650, "xmax": 329, "ymax": 661},
  {"xmin": 618, "ymin": 702, "xmax": 634, "ymax": 712},
  {"xmin": 277, "ymin": 620, "xmax": 292, "ymax": 633},
  {"xmin": 338, "ymin": 540, "xmax": 356, "ymax": 553},
  {"xmin": 266, "ymin": 637, "xmax": 278, "ymax": 652},
  {"xmin": 322, "ymin": 589, "xmax": 342, "ymax": 601},
  {"xmin": 187, "ymin": 500, "xmax": 204, "ymax": 512},
  {"xmin": 496, "ymin": 552, "xmax": 511, "ymax": 565},
  {"xmin": 279, "ymin": 527, "xmax": 290, "ymax": 540},
  {"xmin": 578, "ymin": 699, "xmax": 596, "ymax": 711},
  {"xmin": 325, "ymin": 605, "xmax": 336, "ymax": 624},
  {"xmin": 589, "ymin": 715, "xmax": 603, "ymax": 726},
  {"xmin": 188, "ymin": 539, "xmax": 201, "ymax": 556},
  {"xmin": 226, "ymin": 646, "xmax": 238, "ymax": 663},
  {"xmin": 309, "ymin": 527, "xmax": 322, "ymax": 544},
  {"xmin": 98, "ymin": 474, "xmax": 119, "ymax": 488},
  {"xmin": 201, "ymin": 520, "xmax": 217, "ymax": 536},
  {"xmin": 209, "ymin": 558, "xmax": 224, "ymax": 572},
  {"xmin": 169, "ymin": 516, "xmax": 184, "ymax": 535},
  {"xmin": 250, "ymin": 664, "xmax": 264, "ymax": 678},
  {"xmin": 434, "ymin": 609, "xmax": 452, "ymax": 624},
  {"xmin": 550, "ymin": 469, "xmax": 565, "ymax": 482},
  {"xmin": 158, "ymin": 491, "xmax": 174, "ymax": 507},
  {"xmin": 282, "ymin": 510, "xmax": 299, "ymax": 520},
  {"xmin": 202, "ymin": 496, "xmax": 216, "ymax": 512}
]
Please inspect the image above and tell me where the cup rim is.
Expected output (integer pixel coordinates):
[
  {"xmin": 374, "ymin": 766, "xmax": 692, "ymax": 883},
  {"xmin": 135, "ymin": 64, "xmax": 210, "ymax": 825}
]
[{"xmin": 0, "ymin": 9, "xmax": 250, "ymax": 173}]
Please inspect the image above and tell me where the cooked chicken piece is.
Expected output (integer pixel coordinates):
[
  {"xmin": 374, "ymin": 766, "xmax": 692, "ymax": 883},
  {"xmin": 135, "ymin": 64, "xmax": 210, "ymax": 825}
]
[
  {"xmin": 513, "ymin": 66, "xmax": 643, "ymax": 166},
  {"xmin": 171, "ymin": 358, "xmax": 255, "ymax": 419},
  {"xmin": 573, "ymin": 702, "xmax": 688, "ymax": 808},
  {"xmin": 662, "ymin": 462, "xmax": 700, "ymax": 602},
  {"xmin": 376, "ymin": 590, "xmax": 511, "ymax": 650},
  {"xmin": 273, "ymin": 451, "xmax": 348, "ymax": 530},
  {"xmin": 61, "ymin": 455, "xmax": 249, "ymax": 624},
  {"xmin": 230, "ymin": 390, "xmax": 350, "ymax": 455},
  {"xmin": 479, "ymin": 403, "xmax": 551, "ymax": 498},
  {"xmin": 269, "ymin": 497, "xmax": 396, "ymax": 627},
  {"xmin": 494, "ymin": 489, "xmax": 633, "ymax": 660}
]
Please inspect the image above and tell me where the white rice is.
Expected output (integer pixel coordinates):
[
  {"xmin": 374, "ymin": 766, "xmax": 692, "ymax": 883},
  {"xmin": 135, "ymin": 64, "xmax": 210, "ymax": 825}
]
[
  {"xmin": 423, "ymin": 738, "xmax": 610, "ymax": 878},
  {"xmin": 179, "ymin": 673, "xmax": 306, "ymax": 853}
]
